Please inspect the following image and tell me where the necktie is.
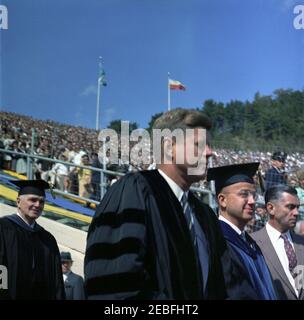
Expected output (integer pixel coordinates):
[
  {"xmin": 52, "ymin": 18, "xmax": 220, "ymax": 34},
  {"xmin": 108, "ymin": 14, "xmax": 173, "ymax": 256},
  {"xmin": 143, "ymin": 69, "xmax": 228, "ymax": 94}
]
[
  {"xmin": 241, "ymin": 231, "xmax": 254, "ymax": 249},
  {"xmin": 281, "ymin": 233, "xmax": 297, "ymax": 277},
  {"xmin": 240, "ymin": 231, "xmax": 248, "ymax": 243},
  {"xmin": 181, "ymin": 193, "xmax": 196, "ymax": 245}
]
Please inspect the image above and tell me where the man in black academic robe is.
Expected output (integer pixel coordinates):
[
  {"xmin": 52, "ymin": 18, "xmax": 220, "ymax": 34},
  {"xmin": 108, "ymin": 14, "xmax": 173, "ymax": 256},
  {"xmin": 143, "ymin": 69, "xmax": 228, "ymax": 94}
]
[
  {"xmin": 84, "ymin": 108, "xmax": 230, "ymax": 300},
  {"xmin": 0, "ymin": 180, "xmax": 65, "ymax": 300}
]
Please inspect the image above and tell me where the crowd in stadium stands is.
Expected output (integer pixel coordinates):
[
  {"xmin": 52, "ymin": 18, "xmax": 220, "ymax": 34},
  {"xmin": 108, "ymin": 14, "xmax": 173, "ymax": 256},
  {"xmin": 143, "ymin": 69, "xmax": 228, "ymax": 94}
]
[{"xmin": 1, "ymin": 111, "xmax": 304, "ymax": 223}]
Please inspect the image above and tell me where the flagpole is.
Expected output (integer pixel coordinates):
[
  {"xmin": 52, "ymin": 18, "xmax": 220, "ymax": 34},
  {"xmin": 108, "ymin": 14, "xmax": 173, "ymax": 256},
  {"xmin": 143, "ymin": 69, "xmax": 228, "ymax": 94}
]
[
  {"xmin": 167, "ymin": 72, "xmax": 171, "ymax": 111},
  {"xmin": 96, "ymin": 57, "xmax": 103, "ymax": 131},
  {"xmin": 96, "ymin": 79, "xmax": 101, "ymax": 131}
]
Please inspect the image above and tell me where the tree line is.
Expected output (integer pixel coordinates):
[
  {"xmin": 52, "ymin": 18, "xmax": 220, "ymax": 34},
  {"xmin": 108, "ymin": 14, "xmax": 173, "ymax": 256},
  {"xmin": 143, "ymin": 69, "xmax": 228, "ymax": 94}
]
[{"xmin": 107, "ymin": 88, "xmax": 304, "ymax": 152}]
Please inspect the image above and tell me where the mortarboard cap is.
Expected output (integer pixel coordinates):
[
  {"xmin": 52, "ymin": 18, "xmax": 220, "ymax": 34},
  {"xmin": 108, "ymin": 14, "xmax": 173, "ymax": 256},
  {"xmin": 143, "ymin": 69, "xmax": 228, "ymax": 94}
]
[
  {"xmin": 272, "ymin": 151, "xmax": 287, "ymax": 162},
  {"xmin": 10, "ymin": 179, "xmax": 51, "ymax": 197},
  {"xmin": 207, "ymin": 162, "xmax": 260, "ymax": 194}
]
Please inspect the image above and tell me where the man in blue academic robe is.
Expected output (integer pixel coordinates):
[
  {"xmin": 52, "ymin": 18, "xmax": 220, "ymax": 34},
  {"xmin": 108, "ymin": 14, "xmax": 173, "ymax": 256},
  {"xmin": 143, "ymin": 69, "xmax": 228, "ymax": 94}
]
[{"xmin": 207, "ymin": 163, "xmax": 277, "ymax": 300}]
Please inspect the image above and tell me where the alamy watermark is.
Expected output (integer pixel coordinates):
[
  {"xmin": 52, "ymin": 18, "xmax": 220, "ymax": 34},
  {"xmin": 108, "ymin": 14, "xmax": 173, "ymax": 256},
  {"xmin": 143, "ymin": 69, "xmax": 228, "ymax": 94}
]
[
  {"xmin": 0, "ymin": 265, "xmax": 8, "ymax": 290},
  {"xmin": 294, "ymin": 4, "xmax": 304, "ymax": 29},
  {"xmin": 294, "ymin": 265, "xmax": 304, "ymax": 290},
  {"xmin": 98, "ymin": 121, "xmax": 208, "ymax": 176},
  {"xmin": 0, "ymin": 5, "xmax": 8, "ymax": 30}
]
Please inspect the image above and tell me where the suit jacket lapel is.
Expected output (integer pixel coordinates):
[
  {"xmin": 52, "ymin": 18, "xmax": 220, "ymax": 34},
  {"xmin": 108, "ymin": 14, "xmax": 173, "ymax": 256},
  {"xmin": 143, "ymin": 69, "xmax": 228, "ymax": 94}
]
[{"xmin": 257, "ymin": 228, "xmax": 297, "ymax": 297}]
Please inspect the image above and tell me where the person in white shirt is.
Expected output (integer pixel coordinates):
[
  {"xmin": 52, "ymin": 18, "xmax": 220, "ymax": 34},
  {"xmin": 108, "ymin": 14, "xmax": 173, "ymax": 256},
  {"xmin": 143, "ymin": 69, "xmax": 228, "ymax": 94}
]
[{"xmin": 252, "ymin": 185, "xmax": 304, "ymax": 300}]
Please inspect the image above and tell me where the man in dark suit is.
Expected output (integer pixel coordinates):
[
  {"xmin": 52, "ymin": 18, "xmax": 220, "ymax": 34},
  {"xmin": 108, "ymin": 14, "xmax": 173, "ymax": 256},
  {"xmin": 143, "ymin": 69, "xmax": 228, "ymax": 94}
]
[
  {"xmin": 84, "ymin": 108, "xmax": 229, "ymax": 300},
  {"xmin": 252, "ymin": 185, "xmax": 304, "ymax": 300},
  {"xmin": 207, "ymin": 163, "xmax": 277, "ymax": 300},
  {"xmin": 264, "ymin": 151, "xmax": 287, "ymax": 190},
  {"xmin": 61, "ymin": 252, "xmax": 85, "ymax": 300}
]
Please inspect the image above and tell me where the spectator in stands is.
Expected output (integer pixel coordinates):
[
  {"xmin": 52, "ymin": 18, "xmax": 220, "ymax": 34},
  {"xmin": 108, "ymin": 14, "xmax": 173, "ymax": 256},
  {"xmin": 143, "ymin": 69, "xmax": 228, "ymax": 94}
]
[
  {"xmin": 252, "ymin": 185, "xmax": 304, "ymax": 300},
  {"xmin": 0, "ymin": 139, "xmax": 4, "ymax": 169},
  {"xmin": 245, "ymin": 202, "xmax": 268, "ymax": 234},
  {"xmin": 295, "ymin": 169, "xmax": 304, "ymax": 206},
  {"xmin": 16, "ymin": 142, "xmax": 27, "ymax": 175},
  {"xmin": 288, "ymin": 176, "xmax": 298, "ymax": 188},
  {"xmin": 295, "ymin": 170, "xmax": 304, "ymax": 221},
  {"xmin": 90, "ymin": 152, "xmax": 102, "ymax": 201},
  {"xmin": 207, "ymin": 162, "xmax": 277, "ymax": 299},
  {"xmin": 49, "ymin": 154, "xmax": 70, "ymax": 192},
  {"xmin": 35, "ymin": 148, "xmax": 52, "ymax": 181},
  {"xmin": 77, "ymin": 154, "xmax": 93, "ymax": 199},
  {"xmin": 294, "ymin": 220, "xmax": 304, "ymax": 237},
  {"xmin": 8, "ymin": 140, "xmax": 20, "ymax": 172},
  {"xmin": 60, "ymin": 251, "xmax": 85, "ymax": 300},
  {"xmin": 84, "ymin": 108, "xmax": 229, "ymax": 299},
  {"xmin": 0, "ymin": 180, "xmax": 65, "ymax": 299},
  {"xmin": 264, "ymin": 151, "xmax": 287, "ymax": 191}
]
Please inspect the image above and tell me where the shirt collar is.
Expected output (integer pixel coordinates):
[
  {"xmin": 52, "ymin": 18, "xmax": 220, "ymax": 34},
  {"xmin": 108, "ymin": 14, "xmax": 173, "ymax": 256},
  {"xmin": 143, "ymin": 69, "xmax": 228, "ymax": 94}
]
[
  {"xmin": 17, "ymin": 211, "xmax": 36, "ymax": 229},
  {"xmin": 266, "ymin": 222, "xmax": 292, "ymax": 242},
  {"xmin": 158, "ymin": 169, "xmax": 185, "ymax": 202}
]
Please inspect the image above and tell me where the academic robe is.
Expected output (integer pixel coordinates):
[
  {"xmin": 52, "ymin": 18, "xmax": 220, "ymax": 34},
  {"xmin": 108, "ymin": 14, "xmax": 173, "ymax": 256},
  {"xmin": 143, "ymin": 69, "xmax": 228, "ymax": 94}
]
[
  {"xmin": 0, "ymin": 214, "xmax": 65, "ymax": 300},
  {"xmin": 84, "ymin": 170, "xmax": 230, "ymax": 300},
  {"xmin": 219, "ymin": 220, "xmax": 277, "ymax": 300}
]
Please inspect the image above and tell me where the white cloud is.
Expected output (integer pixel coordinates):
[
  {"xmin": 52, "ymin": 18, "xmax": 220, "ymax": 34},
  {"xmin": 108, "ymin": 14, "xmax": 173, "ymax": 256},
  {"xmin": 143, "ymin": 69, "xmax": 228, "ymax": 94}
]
[{"xmin": 80, "ymin": 84, "xmax": 97, "ymax": 97}]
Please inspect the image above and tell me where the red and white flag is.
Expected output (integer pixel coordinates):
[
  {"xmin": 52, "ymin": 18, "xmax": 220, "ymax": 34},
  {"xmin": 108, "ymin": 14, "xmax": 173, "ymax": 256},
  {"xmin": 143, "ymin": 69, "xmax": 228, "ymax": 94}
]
[{"xmin": 169, "ymin": 78, "xmax": 186, "ymax": 90}]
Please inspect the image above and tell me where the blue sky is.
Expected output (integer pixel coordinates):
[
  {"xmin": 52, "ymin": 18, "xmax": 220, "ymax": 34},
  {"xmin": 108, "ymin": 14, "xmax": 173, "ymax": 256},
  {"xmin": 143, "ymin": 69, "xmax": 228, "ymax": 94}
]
[{"xmin": 1, "ymin": 0, "xmax": 303, "ymax": 129}]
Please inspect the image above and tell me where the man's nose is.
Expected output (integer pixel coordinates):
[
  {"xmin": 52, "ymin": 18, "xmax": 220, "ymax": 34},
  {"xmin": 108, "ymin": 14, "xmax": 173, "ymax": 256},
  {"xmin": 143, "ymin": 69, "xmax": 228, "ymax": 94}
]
[
  {"xmin": 247, "ymin": 195, "xmax": 256, "ymax": 204},
  {"xmin": 292, "ymin": 208, "xmax": 299, "ymax": 216}
]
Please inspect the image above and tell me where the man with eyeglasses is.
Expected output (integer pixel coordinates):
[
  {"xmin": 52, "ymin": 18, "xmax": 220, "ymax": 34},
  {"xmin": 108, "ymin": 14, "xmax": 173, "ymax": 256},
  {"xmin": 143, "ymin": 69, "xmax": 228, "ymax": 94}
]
[
  {"xmin": 251, "ymin": 185, "xmax": 304, "ymax": 300},
  {"xmin": 207, "ymin": 163, "xmax": 277, "ymax": 300}
]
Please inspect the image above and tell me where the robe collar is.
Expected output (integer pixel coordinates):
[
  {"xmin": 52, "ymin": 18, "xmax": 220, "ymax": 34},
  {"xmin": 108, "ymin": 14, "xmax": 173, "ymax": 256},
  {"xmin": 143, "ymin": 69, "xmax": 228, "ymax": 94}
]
[
  {"xmin": 219, "ymin": 220, "xmax": 257, "ymax": 258},
  {"xmin": 5, "ymin": 214, "xmax": 43, "ymax": 233}
]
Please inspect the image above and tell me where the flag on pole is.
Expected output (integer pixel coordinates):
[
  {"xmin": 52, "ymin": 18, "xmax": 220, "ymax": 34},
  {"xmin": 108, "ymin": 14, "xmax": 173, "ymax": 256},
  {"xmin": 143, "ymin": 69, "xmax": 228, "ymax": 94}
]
[
  {"xmin": 169, "ymin": 78, "xmax": 186, "ymax": 90},
  {"xmin": 98, "ymin": 59, "xmax": 107, "ymax": 87}
]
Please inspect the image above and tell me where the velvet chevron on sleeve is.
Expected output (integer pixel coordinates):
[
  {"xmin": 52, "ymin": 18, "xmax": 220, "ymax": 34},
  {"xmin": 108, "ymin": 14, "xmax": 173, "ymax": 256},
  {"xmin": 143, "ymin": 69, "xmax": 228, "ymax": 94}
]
[{"xmin": 84, "ymin": 174, "xmax": 149, "ymax": 299}]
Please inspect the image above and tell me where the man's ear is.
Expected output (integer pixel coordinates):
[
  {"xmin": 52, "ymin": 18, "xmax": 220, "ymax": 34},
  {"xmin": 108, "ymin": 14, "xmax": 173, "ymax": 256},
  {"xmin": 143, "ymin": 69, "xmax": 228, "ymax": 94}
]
[
  {"xmin": 217, "ymin": 193, "xmax": 227, "ymax": 208},
  {"xmin": 266, "ymin": 202, "xmax": 275, "ymax": 217}
]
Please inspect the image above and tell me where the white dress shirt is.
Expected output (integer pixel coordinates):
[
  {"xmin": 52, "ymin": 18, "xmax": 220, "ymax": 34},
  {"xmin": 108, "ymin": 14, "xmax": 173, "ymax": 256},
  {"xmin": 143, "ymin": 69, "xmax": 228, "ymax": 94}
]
[
  {"xmin": 265, "ymin": 223, "xmax": 299, "ymax": 296},
  {"xmin": 158, "ymin": 169, "xmax": 184, "ymax": 202},
  {"xmin": 63, "ymin": 271, "xmax": 71, "ymax": 283}
]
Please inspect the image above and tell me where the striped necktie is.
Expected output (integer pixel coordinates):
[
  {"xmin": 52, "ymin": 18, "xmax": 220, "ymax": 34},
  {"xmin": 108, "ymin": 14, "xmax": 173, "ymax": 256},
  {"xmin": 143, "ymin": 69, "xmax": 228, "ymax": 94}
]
[
  {"xmin": 281, "ymin": 233, "xmax": 297, "ymax": 277},
  {"xmin": 181, "ymin": 193, "xmax": 196, "ymax": 245}
]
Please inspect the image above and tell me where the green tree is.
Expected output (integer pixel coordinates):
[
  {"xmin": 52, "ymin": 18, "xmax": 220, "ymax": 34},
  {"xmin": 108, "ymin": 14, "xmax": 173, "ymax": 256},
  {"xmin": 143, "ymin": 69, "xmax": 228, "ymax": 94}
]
[{"xmin": 107, "ymin": 119, "xmax": 138, "ymax": 135}]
